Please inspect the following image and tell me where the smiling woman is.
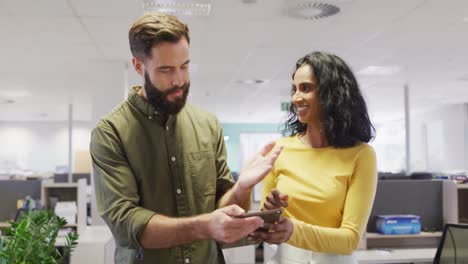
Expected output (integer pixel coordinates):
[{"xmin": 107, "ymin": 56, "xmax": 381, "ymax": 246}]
[
  {"xmin": 256, "ymin": 51, "xmax": 378, "ymax": 264},
  {"xmin": 284, "ymin": 51, "xmax": 375, "ymax": 148}
]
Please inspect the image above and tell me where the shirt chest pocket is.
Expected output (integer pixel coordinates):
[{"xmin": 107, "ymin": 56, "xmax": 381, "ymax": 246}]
[{"xmin": 188, "ymin": 150, "xmax": 216, "ymax": 196}]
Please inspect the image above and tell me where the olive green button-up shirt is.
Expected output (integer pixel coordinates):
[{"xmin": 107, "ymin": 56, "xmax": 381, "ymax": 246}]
[{"xmin": 90, "ymin": 87, "xmax": 235, "ymax": 264}]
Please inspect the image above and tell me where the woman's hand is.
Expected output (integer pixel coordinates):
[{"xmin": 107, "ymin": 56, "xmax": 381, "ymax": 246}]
[
  {"xmin": 236, "ymin": 142, "xmax": 283, "ymax": 191},
  {"xmin": 263, "ymin": 189, "xmax": 288, "ymax": 210},
  {"xmin": 248, "ymin": 216, "xmax": 294, "ymax": 244}
]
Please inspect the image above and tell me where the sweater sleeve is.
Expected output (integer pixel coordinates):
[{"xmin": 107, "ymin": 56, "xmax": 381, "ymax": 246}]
[{"xmin": 287, "ymin": 146, "xmax": 377, "ymax": 255}]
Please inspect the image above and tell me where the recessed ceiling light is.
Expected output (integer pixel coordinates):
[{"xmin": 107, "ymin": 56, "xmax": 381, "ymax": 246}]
[
  {"xmin": 236, "ymin": 79, "xmax": 267, "ymax": 85},
  {"xmin": 142, "ymin": 0, "xmax": 212, "ymax": 16},
  {"xmin": 0, "ymin": 89, "xmax": 32, "ymax": 98},
  {"xmin": 357, "ymin": 66, "xmax": 401, "ymax": 76}
]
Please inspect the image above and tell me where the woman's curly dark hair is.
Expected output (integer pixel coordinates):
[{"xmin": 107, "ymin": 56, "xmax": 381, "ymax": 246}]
[{"xmin": 282, "ymin": 51, "xmax": 375, "ymax": 147}]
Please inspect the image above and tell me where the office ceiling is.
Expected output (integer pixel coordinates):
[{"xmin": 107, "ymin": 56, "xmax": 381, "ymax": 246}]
[{"xmin": 0, "ymin": 0, "xmax": 467, "ymax": 123}]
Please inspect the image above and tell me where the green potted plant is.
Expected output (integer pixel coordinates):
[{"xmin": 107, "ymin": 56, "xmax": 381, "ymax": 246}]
[{"xmin": 0, "ymin": 210, "xmax": 79, "ymax": 264}]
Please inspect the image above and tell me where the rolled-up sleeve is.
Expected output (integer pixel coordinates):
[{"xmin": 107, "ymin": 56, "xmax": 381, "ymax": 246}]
[
  {"xmin": 213, "ymin": 119, "xmax": 235, "ymax": 206},
  {"xmin": 90, "ymin": 122, "xmax": 155, "ymax": 248}
]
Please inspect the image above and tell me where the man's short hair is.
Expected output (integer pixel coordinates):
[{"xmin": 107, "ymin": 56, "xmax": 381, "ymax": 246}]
[{"xmin": 129, "ymin": 12, "xmax": 190, "ymax": 60}]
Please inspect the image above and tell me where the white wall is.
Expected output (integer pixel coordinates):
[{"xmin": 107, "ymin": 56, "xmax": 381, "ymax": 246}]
[
  {"xmin": 371, "ymin": 120, "xmax": 406, "ymax": 173},
  {"xmin": 0, "ymin": 121, "xmax": 94, "ymax": 172},
  {"xmin": 2, "ymin": 103, "xmax": 466, "ymax": 174},
  {"xmin": 0, "ymin": 63, "xmax": 130, "ymax": 173},
  {"xmin": 410, "ymin": 103, "xmax": 468, "ymax": 172},
  {"xmin": 370, "ymin": 103, "xmax": 468, "ymax": 174}
]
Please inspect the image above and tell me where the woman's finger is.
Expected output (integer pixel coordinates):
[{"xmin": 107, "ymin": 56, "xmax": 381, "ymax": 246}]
[
  {"xmin": 263, "ymin": 201, "xmax": 275, "ymax": 210},
  {"xmin": 266, "ymin": 195, "xmax": 280, "ymax": 206},
  {"xmin": 260, "ymin": 142, "xmax": 276, "ymax": 156}
]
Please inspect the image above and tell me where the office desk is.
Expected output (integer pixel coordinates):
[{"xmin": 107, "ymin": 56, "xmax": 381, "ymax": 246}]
[
  {"xmin": 263, "ymin": 243, "xmax": 436, "ymax": 264},
  {"xmin": 69, "ymin": 225, "xmax": 115, "ymax": 264},
  {"xmin": 40, "ymin": 226, "xmax": 114, "ymax": 263},
  {"xmin": 355, "ymin": 248, "xmax": 436, "ymax": 264}
]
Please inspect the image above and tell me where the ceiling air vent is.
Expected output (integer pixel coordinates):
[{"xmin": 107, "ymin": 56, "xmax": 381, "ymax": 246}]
[{"xmin": 286, "ymin": 1, "xmax": 340, "ymax": 20}]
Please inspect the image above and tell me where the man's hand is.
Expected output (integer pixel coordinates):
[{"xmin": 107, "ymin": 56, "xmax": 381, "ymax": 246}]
[
  {"xmin": 263, "ymin": 189, "xmax": 288, "ymax": 210},
  {"xmin": 237, "ymin": 142, "xmax": 283, "ymax": 191},
  {"xmin": 205, "ymin": 205, "xmax": 264, "ymax": 244},
  {"xmin": 248, "ymin": 216, "xmax": 294, "ymax": 244}
]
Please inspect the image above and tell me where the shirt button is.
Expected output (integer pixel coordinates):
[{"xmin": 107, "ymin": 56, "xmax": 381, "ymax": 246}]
[
  {"xmin": 171, "ymin": 156, "xmax": 176, "ymax": 162},
  {"xmin": 154, "ymin": 111, "xmax": 158, "ymax": 115},
  {"xmin": 177, "ymin": 189, "xmax": 182, "ymax": 194},
  {"xmin": 148, "ymin": 116, "xmax": 153, "ymax": 120},
  {"xmin": 166, "ymin": 126, "xmax": 169, "ymax": 131},
  {"xmin": 185, "ymin": 258, "xmax": 190, "ymax": 264}
]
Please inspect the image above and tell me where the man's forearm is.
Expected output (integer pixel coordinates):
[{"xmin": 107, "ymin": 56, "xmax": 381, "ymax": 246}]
[
  {"xmin": 139, "ymin": 213, "xmax": 210, "ymax": 249},
  {"xmin": 218, "ymin": 182, "xmax": 252, "ymax": 210}
]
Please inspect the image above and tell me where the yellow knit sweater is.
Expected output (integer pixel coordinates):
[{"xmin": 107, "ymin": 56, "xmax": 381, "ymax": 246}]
[{"xmin": 261, "ymin": 135, "xmax": 377, "ymax": 255}]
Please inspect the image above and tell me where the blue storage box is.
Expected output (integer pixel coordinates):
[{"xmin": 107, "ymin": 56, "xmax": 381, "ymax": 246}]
[{"xmin": 376, "ymin": 215, "xmax": 421, "ymax": 235}]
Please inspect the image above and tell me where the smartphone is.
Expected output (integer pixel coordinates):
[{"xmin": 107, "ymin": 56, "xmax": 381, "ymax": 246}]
[
  {"xmin": 235, "ymin": 209, "xmax": 282, "ymax": 223},
  {"xmin": 221, "ymin": 209, "xmax": 283, "ymax": 248}
]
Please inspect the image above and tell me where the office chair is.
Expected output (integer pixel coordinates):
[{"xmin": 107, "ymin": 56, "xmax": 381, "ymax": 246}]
[{"xmin": 434, "ymin": 223, "xmax": 468, "ymax": 264}]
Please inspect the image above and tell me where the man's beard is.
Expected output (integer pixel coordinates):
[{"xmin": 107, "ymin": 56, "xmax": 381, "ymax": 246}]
[{"xmin": 144, "ymin": 71, "xmax": 190, "ymax": 115}]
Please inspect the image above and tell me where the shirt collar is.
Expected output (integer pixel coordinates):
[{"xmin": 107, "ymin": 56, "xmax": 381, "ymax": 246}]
[
  {"xmin": 128, "ymin": 86, "xmax": 178, "ymax": 127},
  {"xmin": 128, "ymin": 86, "xmax": 159, "ymax": 117}
]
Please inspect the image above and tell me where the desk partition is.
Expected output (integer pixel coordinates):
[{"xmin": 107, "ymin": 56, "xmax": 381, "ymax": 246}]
[
  {"xmin": 0, "ymin": 180, "xmax": 41, "ymax": 221},
  {"xmin": 367, "ymin": 179, "xmax": 443, "ymax": 233}
]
